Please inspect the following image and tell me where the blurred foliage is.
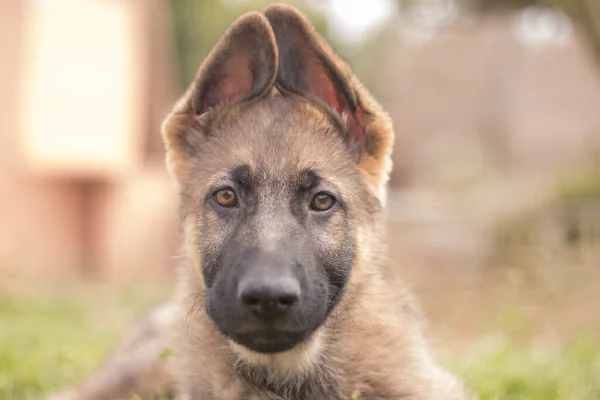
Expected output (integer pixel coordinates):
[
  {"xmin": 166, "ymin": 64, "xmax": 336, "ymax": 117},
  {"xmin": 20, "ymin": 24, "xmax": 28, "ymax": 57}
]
[
  {"xmin": 0, "ymin": 288, "xmax": 167, "ymax": 400},
  {"xmin": 467, "ymin": 0, "xmax": 600, "ymax": 62},
  {"xmin": 393, "ymin": 0, "xmax": 600, "ymax": 63},
  {"xmin": 453, "ymin": 334, "xmax": 600, "ymax": 400},
  {"xmin": 167, "ymin": 0, "xmax": 330, "ymax": 91},
  {"xmin": 558, "ymin": 170, "xmax": 600, "ymax": 206},
  {"xmin": 553, "ymin": 0, "xmax": 600, "ymax": 63}
]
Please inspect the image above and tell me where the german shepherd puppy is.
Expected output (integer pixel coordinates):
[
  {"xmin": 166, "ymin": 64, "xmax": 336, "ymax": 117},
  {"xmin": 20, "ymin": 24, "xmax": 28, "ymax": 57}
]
[{"xmin": 46, "ymin": 4, "xmax": 469, "ymax": 400}]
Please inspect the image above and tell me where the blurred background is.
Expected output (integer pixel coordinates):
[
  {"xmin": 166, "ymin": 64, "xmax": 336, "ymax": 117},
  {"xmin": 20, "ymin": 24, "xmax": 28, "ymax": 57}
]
[{"xmin": 1, "ymin": 0, "xmax": 599, "ymax": 399}]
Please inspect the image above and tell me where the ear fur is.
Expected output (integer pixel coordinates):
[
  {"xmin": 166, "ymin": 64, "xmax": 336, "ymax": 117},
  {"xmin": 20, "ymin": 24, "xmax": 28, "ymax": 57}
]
[
  {"xmin": 264, "ymin": 3, "xmax": 394, "ymax": 203},
  {"xmin": 161, "ymin": 12, "xmax": 278, "ymax": 184}
]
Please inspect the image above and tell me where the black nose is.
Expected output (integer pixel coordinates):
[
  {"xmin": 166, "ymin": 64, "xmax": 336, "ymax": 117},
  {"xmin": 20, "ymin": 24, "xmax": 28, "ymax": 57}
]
[{"xmin": 238, "ymin": 277, "xmax": 300, "ymax": 321}]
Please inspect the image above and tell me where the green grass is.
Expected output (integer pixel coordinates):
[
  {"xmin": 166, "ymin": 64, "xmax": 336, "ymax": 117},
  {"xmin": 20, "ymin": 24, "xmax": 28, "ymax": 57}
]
[
  {"xmin": 0, "ymin": 287, "xmax": 165, "ymax": 400},
  {"xmin": 451, "ymin": 335, "xmax": 600, "ymax": 400},
  {"xmin": 0, "ymin": 288, "xmax": 599, "ymax": 400}
]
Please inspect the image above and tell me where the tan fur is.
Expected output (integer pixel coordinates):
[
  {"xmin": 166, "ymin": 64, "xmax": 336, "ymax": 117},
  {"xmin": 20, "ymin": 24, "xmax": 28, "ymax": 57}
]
[{"xmin": 45, "ymin": 5, "xmax": 470, "ymax": 400}]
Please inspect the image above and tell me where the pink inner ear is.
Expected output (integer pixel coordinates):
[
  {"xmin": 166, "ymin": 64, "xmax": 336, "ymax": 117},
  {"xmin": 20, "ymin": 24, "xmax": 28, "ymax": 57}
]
[
  {"xmin": 203, "ymin": 54, "xmax": 253, "ymax": 111},
  {"xmin": 306, "ymin": 63, "xmax": 343, "ymax": 114},
  {"xmin": 306, "ymin": 67, "xmax": 366, "ymax": 149},
  {"xmin": 203, "ymin": 74, "xmax": 252, "ymax": 111},
  {"xmin": 220, "ymin": 77, "xmax": 252, "ymax": 103},
  {"xmin": 313, "ymin": 73, "xmax": 343, "ymax": 114}
]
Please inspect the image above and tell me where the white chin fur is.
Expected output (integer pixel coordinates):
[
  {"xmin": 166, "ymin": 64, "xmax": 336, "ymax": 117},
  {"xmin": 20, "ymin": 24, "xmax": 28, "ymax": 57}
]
[{"xmin": 229, "ymin": 329, "xmax": 324, "ymax": 378}]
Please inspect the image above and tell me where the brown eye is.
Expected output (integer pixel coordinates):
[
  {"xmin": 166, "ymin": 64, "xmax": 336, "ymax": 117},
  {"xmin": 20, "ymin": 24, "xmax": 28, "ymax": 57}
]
[
  {"xmin": 311, "ymin": 192, "xmax": 336, "ymax": 211},
  {"xmin": 214, "ymin": 188, "xmax": 238, "ymax": 208}
]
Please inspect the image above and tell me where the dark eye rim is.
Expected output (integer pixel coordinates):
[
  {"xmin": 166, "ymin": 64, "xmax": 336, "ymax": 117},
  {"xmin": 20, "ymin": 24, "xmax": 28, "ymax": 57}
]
[
  {"xmin": 310, "ymin": 191, "xmax": 337, "ymax": 212},
  {"xmin": 213, "ymin": 187, "xmax": 238, "ymax": 208}
]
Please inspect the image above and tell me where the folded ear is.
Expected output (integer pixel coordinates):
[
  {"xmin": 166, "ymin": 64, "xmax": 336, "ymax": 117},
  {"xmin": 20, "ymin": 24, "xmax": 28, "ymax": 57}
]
[
  {"xmin": 264, "ymin": 4, "xmax": 394, "ymax": 203},
  {"xmin": 161, "ymin": 12, "xmax": 277, "ymax": 183}
]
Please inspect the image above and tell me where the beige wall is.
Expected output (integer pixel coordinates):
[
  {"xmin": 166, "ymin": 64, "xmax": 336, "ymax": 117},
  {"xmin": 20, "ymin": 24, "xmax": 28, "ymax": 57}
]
[
  {"xmin": 0, "ymin": 0, "xmax": 178, "ymax": 282},
  {"xmin": 0, "ymin": 2, "xmax": 82, "ymax": 277}
]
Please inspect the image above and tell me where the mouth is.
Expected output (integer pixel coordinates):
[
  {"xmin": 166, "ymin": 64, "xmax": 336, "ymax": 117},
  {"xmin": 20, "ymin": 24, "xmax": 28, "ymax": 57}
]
[{"xmin": 231, "ymin": 329, "xmax": 309, "ymax": 354}]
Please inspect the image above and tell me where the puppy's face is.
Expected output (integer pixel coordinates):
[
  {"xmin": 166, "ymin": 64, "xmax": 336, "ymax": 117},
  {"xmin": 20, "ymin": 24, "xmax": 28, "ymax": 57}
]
[
  {"xmin": 162, "ymin": 5, "xmax": 392, "ymax": 356},
  {"xmin": 184, "ymin": 96, "xmax": 376, "ymax": 353}
]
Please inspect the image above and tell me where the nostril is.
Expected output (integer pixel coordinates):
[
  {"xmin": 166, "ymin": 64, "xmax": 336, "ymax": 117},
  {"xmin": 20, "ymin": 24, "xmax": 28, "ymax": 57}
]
[
  {"xmin": 278, "ymin": 294, "xmax": 298, "ymax": 307},
  {"xmin": 242, "ymin": 296, "xmax": 260, "ymax": 307}
]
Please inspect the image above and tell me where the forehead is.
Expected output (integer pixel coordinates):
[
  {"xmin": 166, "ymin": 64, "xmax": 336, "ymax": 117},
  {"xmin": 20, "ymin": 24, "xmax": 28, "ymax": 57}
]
[{"xmin": 197, "ymin": 95, "xmax": 357, "ymax": 183}]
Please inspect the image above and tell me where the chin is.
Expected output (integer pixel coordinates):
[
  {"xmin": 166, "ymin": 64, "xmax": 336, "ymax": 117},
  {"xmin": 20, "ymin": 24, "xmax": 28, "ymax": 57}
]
[
  {"xmin": 227, "ymin": 329, "xmax": 326, "ymax": 376},
  {"xmin": 231, "ymin": 330, "xmax": 310, "ymax": 354}
]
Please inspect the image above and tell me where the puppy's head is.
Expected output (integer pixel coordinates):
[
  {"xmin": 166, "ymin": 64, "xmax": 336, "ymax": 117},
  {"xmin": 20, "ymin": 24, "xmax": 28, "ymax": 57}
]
[{"xmin": 162, "ymin": 5, "xmax": 394, "ymax": 358}]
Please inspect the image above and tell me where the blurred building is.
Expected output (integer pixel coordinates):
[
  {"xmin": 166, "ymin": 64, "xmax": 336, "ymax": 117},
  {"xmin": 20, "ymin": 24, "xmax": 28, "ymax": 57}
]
[{"xmin": 0, "ymin": 0, "xmax": 179, "ymax": 281}]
